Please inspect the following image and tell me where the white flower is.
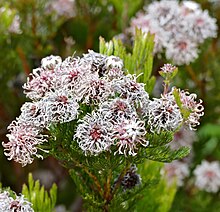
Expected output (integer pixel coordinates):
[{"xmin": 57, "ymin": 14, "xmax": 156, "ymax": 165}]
[
  {"xmin": 148, "ymin": 95, "xmax": 183, "ymax": 133},
  {"xmin": 146, "ymin": 0, "xmax": 179, "ymax": 26},
  {"xmin": 82, "ymin": 50, "xmax": 108, "ymax": 75},
  {"xmin": 2, "ymin": 121, "xmax": 47, "ymax": 166},
  {"xmin": 23, "ymin": 67, "xmax": 56, "ymax": 100},
  {"xmin": 0, "ymin": 191, "xmax": 34, "ymax": 212},
  {"xmin": 165, "ymin": 36, "xmax": 199, "ymax": 65},
  {"xmin": 111, "ymin": 75, "xmax": 150, "ymax": 115},
  {"xmin": 46, "ymin": 0, "xmax": 76, "ymax": 18},
  {"xmin": 160, "ymin": 63, "xmax": 177, "ymax": 74},
  {"xmin": 99, "ymin": 98, "xmax": 136, "ymax": 120},
  {"xmin": 186, "ymin": 10, "xmax": 217, "ymax": 43},
  {"xmin": 80, "ymin": 73, "xmax": 112, "ymax": 104},
  {"xmin": 19, "ymin": 101, "xmax": 48, "ymax": 128},
  {"xmin": 41, "ymin": 55, "xmax": 62, "ymax": 70},
  {"xmin": 194, "ymin": 160, "xmax": 220, "ymax": 193},
  {"xmin": 113, "ymin": 117, "xmax": 148, "ymax": 156},
  {"xmin": 163, "ymin": 161, "xmax": 190, "ymax": 186},
  {"xmin": 74, "ymin": 111, "xmax": 114, "ymax": 155},
  {"xmin": 42, "ymin": 88, "xmax": 79, "ymax": 124},
  {"xmin": 128, "ymin": 0, "xmax": 217, "ymax": 65},
  {"xmin": 178, "ymin": 89, "xmax": 204, "ymax": 130},
  {"xmin": 105, "ymin": 56, "xmax": 124, "ymax": 70}
]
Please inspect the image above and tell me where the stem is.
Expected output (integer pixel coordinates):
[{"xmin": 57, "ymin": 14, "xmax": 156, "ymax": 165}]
[
  {"xmin": 103, "ymin": 153, "xmax": 112, "ymax": 211},
  {"xmin": 16, "ymin": 47, "xmax": 30, "ymax": 75},
  {"xmin": 69, "ymin": 156, "xmax": 104, "ymax": 197},
  {"xmin": 163, "ymin": 80, "xmax": 169, "ymax": 95}
]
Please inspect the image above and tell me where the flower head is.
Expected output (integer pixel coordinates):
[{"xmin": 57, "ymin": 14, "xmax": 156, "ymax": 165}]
[
  {"xmin": 2, "ymin": 121, "xmax": 47, "ymax": 166},
  {"xmin": 127, "ymin": 0, "xmax": 217, "ymax": 65},
  {"xmin": 74, "ymin": 111, "xmax": 114, "ymax": 155},
  {"xmin": 178, "ymin": 89, "xmax": 204, "ymax": 130},
  {"xmin": 113, "ymin": 117, "xmax": 148, "ymax": 156},
  {"xmin": 194, "ymin": 160, "xmax": 220, "ymax": 193},
  {"xmin": 148, "ymin": 94, "xmax": 183, "ymax": 133},
  {"xmin": 0, "ymin": 191, "xmax": 34, "ymax": 212},
  {"xmin": 163, "ymin": 161, "xmax": 190, "ymax": 186},
  {"xmin": 42, "ymin": 88, "xmax": 79, "ymax": 124}
]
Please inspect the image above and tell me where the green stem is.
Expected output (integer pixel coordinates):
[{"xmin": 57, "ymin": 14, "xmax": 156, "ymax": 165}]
[{"xmin": 69, "ymin": 156, "xmax": 104, "ymax": 197}]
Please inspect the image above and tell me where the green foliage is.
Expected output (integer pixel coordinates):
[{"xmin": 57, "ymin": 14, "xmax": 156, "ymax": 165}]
[
  {"xmin": 145, "ymin": 146, "xmax": 190, "ymax": 163},
  {"xmin": 108, "ymin": 161, "xmax": 176, "ymax": 212},
  {"xmin": 99, "ymin": 29, "xmax": 156, "ymax": 93},
  {"xmin": 22, "ymin": 173, "xmax": 57, "ymax": 212},
  {"xmin": 136, "ymin": 161, "xmax": 176, "ymax": 212}
]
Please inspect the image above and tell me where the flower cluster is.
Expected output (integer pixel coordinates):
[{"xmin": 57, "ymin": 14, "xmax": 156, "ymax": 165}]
[
  {"xmin": 2, "ymin": 50, "xmax": 204, "ymax": 166},
  {"xmin": 127, "ymin": 0, "xmax": 217, "ymax": 65},
  {"xmin": 193, "ymin": 160, "xmax": 220, "ymax": 193},
  {"xmin": 0, "ymin": 191, "xmax": 33, "ymax": 212}
]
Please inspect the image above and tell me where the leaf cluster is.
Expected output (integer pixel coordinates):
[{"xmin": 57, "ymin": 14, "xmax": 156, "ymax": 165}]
[{"xmin": 22, "ymin": 173, "xmax": 57, "ymax": 212}]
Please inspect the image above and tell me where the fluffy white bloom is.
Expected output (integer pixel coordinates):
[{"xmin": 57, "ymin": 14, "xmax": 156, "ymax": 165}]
[
  {"xmin": 146, "ymin": 0, "xmax": 179, "ymax": 26},
  {"xmin": 182, "ymin": 1, "xmax": 201, "ymax": 11},
  {"xmin": 113, "ymin": 117, "xmax": 148, "ymax": 156},
  {"xmin": 111, "ymin": 75, "xmax": 150, "ymax": 115},
  {"xmin": 41, "ymin": 55, "xmax": 62, "ymax": 70},
  {"xmin": 164, "ymin": 161, "xmax": 190, "ymax": 186},
  {"xmin": 148, "ymin": 95, "xmax": 183, "ymax": 133},
  {"xmin": 81, "ymin": 74, "xmax": 112, "ymax": 104},
  {"xmin": 186, "ymin": 10, "xmax": 217, "ymax": 43},
  {"xmin": 23, "ymin": 67, "xmax": 56, "ymax": 100},
  {"xmin": 165, "ymin": 36, "xmax": 199, "ymax": 65},
  {"xmin": 19, "ymin": 101, "xmax": 48, "ymax": 128},
  {"xmin": 74, "ymin": 111, "xmax": 114, "ymax": 155},
  {"xmin": 194, "ymin": 160, "xmax": 220, "ymax": 193},
  {"xmin": 128, "ymin": 0, "xmax": 217, "ymax": 65},
  {"xmin": 0, "ymin": 191, "xmax": 34, "ymax": 212},
  {"xmin": 42, "ymin": 88, "xmax": 79, "ymax": 124},
  {"xmin": 99, "ymin": 98, "xmax": 136, "ymax": 120},
  {"xmin": 82, "ymin": 50, "xmax": 108, "ymax": 74},
  {"xmin": 178, "ymin": 89, "xmax": 204, "ymax": 130},
  {"xmin": 105, "ymin": 55, "xmax": 124, "ymax": 70},
  {"xmin": 2, "ymin": 121, "xmax": 47, "ymax": 166},
  {"xmin": 160, "ymin": 63, "xmax": 177, "ymax": 74}
]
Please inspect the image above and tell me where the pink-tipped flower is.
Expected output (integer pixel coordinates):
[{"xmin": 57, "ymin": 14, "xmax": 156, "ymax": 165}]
[
  {"xmin": 163, "ymin": 161, "xmax": 190, "ymax": 186},
  {"xmin": 194, "ymin": 160, "xmax": 220, "ymax": 193},
  {"xmin": 127, "ymin": 0, "xmax": 217, "ymax": 65},
  {"xmin": 74, "ymin": 111, "xmax": 114, "ymax": 155},
  {"xmin": 0, "ymin": 191, "xmax": 34, "ymax": 212},
  {"xmin": 42, "ymin": 88, "xmax": 79, "ymax": 124},
  {"xmin": 111, "ymin": 75, "xmax": 150, "ymax": 115},
  {"xmin": 2, "ymin": 121, "xmax": 47, "ymax": 166},
  {"xmin": 178, "ymin": 89, "xmax": 204, "ymax": 130},
  {"xmin": 148, "ymin": 95, "xmax": 183, "ymax": 133},
  {"xmin": 113, "ymin": 117, "xmax": 148, "ymax": 156}
]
